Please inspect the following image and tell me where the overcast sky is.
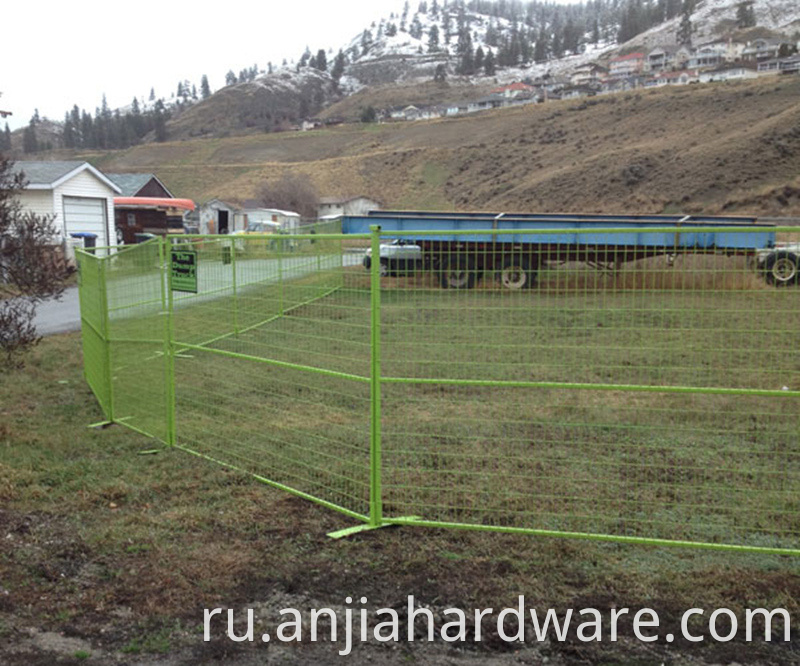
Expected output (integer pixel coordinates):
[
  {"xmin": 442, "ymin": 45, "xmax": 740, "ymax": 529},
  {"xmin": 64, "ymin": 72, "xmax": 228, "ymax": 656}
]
[
  {"xmin": 2, "ymin": 0, "xmax": 581, "ymax": 132},
  {"xmin": 2, "ymin": 0, "xmax": 409, "ymax": 130}
]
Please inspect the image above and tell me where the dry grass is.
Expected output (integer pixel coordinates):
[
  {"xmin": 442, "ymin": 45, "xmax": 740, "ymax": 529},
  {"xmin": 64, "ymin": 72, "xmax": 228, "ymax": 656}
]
[{"xmin": 93, "ymin": 76, "xmax": 800, "ymax": 219}]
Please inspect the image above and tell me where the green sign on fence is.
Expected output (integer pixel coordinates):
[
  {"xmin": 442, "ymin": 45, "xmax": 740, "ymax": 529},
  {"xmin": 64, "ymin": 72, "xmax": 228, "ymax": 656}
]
[{"xmin": 171, "ymin": 249, "xmax": 197, "ymax": 293}]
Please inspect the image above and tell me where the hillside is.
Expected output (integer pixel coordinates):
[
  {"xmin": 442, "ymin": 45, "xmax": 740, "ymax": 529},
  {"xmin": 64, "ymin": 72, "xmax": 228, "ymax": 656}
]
[
  {"xmin": 7, "ymin": 0, "xmax": 799, "ymax": 148},
  {"xmin": 93, "ymin": 75, "xmax": 800, "ymax": 217}
]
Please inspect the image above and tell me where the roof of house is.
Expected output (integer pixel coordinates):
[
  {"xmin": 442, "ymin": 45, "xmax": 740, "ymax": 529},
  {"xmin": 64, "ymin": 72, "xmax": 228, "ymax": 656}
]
[
  {"xmin": 491, "ymin": 82, "xmax": 534, "ymax": 93},
  {"xmin": 657, "ymin": 69, "xmax": 698, "ymax": 79},
  {"xmin": 13, "ymin": 161, "xmax": 121, "ymax": 193},
  {"xmin": 319, "ymin": 195, "xmax": 380, "ymax": 205},
  {"xmin": 200, "ymin": 197, "xmax": 239, "ymax": 210},
  {"xmin": 106, "ymin": 173, "xmax": 173, "ymax": 198},
  {"xmin": 238, "ymin": 199, "xmax": 299, "ymax": 216},
  {"xmin": 649, "ymin": 44, "xmax": 680, "ymax": 56},
  {"xmin": 610, "ymin": 52, "xmax": 645, "ymax": 62}
]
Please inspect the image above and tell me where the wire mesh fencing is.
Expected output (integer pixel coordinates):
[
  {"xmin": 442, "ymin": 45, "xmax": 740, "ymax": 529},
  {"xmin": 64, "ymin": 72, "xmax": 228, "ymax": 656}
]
[{"xmin": 77, "ymin": 220, "xmax": 800, "ymax": 554}]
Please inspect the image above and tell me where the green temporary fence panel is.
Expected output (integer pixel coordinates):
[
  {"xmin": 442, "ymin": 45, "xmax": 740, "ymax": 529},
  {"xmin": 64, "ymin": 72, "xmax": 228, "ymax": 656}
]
[{"xmin": 75, "ymin": 225, "xmax": 800, "ymax": 555}]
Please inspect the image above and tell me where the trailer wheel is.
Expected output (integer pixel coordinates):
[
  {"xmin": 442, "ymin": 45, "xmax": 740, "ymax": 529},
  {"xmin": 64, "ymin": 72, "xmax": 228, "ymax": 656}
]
[
  {"xmin": 440, "ymin": 255, "xmax": 477, "ymax": 289},
  {"xmin": 500, "ymin": 258, "xmax": 536, "ymax": 290},
  {"xmin": 764, "ymin": 251, "xmax": 799, "ymax": 286}
]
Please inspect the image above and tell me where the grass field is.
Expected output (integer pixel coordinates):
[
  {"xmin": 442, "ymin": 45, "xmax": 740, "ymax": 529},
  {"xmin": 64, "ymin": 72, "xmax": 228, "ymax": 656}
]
[
  {"xmin": 2, "ymin": 243, "xmax": 799, "ymax": 664},
  {"xmin": 88, "ymin": 239, "xmax": 800, "ymax": 553}
]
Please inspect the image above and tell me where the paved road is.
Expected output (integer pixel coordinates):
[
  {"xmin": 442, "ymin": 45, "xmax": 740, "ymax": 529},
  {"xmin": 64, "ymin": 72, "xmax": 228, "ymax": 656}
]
[
  {"xmin": 33, "ymin": 253, "xmax": 365, "ymax": 337},
  {"xmin": 34, "ymin": 286, "xmax": 81, "ymax": 336}
]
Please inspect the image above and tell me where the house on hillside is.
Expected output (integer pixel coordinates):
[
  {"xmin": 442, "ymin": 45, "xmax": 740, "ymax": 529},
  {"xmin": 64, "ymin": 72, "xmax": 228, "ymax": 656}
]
[
  {"xmin": 698, "ymin": 64, "xmax": 757, "ymax": 83},
  {"xmin": 317, "ymin": 195, "xmax": 381, "ymax": 218},
  {"xmin": 742, "ymin": 39, "xmax": 786, "ymax": 62},
  {"xmin": 609, "ymin": 52, "xmax": 645, "ymax": 78},
  {"xmin": 467, "ymin": 95, "xmax": 505, "ymax": 113},
  {"xmin": 10, "ymin": 161, "xmax": 120, "ymax": 260},
  {"xmin": 446, "ymin": 103, "xmax": 467, "ymax": 116},
  {"xmin": 196, "ymin": 198, "xmax": 239, "ymax": 234},
  {"xmin": 688, "ymin": 41, "xmax": 744, "ymax": 70},
  {"xmin": 646, "ymin": 45, "xmax": 691, "ymax": 72},
  {"xmin": 650, "ymin": 69, "xmax": 699, "ymax": 86},
  {"xmin": 779, "ymin": 54, "xmax": 800, "ymax": 73},
  {"xmin": 491, "ymin": 82, "xmax": 535, "ymax": 98},
  {"xmin": 600, "ymin": 76, "xmax": 643, "ymax": 94},
  {"xmin": 570, "ymin": 63, "xmax": 608, "ymax": 86}
]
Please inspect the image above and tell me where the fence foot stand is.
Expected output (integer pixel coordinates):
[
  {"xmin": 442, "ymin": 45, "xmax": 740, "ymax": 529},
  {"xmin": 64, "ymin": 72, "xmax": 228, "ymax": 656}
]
[
  {"xmin": 87, "ymin": 419, "xmax": 114, "ymax": 429},
  {"xmin": 327, "ymin": 516, "xmax": 421, "ymax": 539}
]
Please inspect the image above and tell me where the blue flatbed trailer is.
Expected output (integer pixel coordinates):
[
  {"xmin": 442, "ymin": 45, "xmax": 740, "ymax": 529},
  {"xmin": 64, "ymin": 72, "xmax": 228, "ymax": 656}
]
[{"xmin": 342, "ymin": 212, "xmax": 780, "ymax": 289}]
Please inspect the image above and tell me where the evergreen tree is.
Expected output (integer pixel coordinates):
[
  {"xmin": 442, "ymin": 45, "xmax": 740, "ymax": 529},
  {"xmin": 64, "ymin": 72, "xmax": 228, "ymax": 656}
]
[
  {"xmin": 401, "ymin": 0, "xmax": 410, "ymax": 31},
  {"xmin": 563, "ymin": 18, "xmax": 581, "ymax": 55},
  {"xmin": 474, "ymin": 45, "xmax": 485, "ymax": 72},
  {"xmin": 677, "ymin": 1, "xmax": 693, "ymax": 46},
  {"xmin": 434, "ymin": 63, "xmax": 447, "ymax": 82},
  {"xmin": 149, "ymin": 87, "xmax": 155, "ymax": 102},
  {"xmin": 457, "ymin": 27, "xmax": 474, "ymax": 74},
  {"xmin": 63, "ymin": 112, "xmax": 76, "ymax": 148},
  {"xmin": 534, "ymin": 28, "xmax": 549, "ymax": 62},
  {"xmin": 130, "ymin": 97, "xmax": 144, "ymax": 139},
  {"xmin": 409, "ymin": 14, "xmax": 423, "ymax": 39},
  {"xmin": 331, "ymin": 50, "xmax": 346, "ymax": 84},
  {"xmin": 300, "ymin": 46, "xmax": 311, "ymax": 67},
  {"xmin": 484, "ymin": 48, "xmax": 496, "ymax": 75},
  {"xmin": 485, "ymin": 20, "xmax": 498, "ymax": 47},
  {"xmin": 23, "ymin": 121, "xmax": 38, "ymax": 154},
  {"xmin": 360, "ymin": 105, "xmax": 377, "ymax": 123},
  {"xmin": 386, "ymin": 22, "xmax": 398, "ymax": 37},
  {"xmin": 428, "ymin": 24, "xmax": 440, "ymax": 51},
  {"xmin": 201, "ymin": 74, "xmax": 211, "ymax": 98},
  {"xmin": 314, "ymin": 48, "xmax": 327, "ymax": 71},
  {"xmin": 153, "ymin": 100, "xmax": 167, "ymax": 142},
  {"xmin": 225, "ymin": 70, "xmax": 237, "ymax": 85},
  {"xmin": 80, "ymin": 111, "xmax": 95, "ymax": 149},
  {"xmin": 1, "ymin": 123, "xmax": 11, "ymax": 151},
  {"xmin": 736, "ymin": 1, "xmax": 756, "ymax": 28},
  {"xmin": 361, "ymin": 29, "xmax": 373, "ymax": 54}
]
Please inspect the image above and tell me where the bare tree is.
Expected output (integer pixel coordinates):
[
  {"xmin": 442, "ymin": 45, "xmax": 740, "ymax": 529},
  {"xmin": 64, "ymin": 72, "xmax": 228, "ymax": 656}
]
[
  {"xmin": 0, "ymin": 153, "xmax": 73, "ymax": 368},
  {"xmin": 257, "ymin": 173, "xmax": 319, "ymax": 219}
]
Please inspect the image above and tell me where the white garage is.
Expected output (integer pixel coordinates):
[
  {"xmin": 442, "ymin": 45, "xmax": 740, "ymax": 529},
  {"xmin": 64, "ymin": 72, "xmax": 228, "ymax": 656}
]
[{"xmin": 12, "ymin": 161, "xmax": 121, "ymax": 254}]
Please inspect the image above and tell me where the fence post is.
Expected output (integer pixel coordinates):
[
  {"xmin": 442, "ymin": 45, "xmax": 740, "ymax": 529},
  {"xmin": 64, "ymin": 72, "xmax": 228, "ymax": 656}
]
[
  {"xmin": 277, "ymin": 237, "xmax": 284, "ymax": 315},
  {"xmin": 99, "ymin": 258, "xmax": 114, "ymax": 422},
  {"xmin": 162, "ymin": 237, "xmax": 176, "ymax": 446},
  {"xmin": 369, "ymin": 225, "xmax": 383, "ymax": 527},
  {"xmin": 231, "ymin": 237, "xmax": 239, "ymax": 335}
]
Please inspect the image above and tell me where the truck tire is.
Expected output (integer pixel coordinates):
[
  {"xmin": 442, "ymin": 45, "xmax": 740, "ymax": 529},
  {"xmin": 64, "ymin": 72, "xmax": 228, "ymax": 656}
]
[
  {"xmin": 439, "ymin": 255, "xmax": 477, "ymax": 289},
  {"xmin": 364, "ymin": 256, "xmax": 391, "ymax": 277},
  {"xmin": 764, "ymin": 251, "xmax": 799, "ymax": 286},
  {"xmin": 500, "ymin": 258, "xmax": 537, "ymax": 290}
]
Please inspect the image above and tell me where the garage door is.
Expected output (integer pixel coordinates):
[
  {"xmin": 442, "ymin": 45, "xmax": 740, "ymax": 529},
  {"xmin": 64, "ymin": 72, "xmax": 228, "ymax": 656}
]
[{"xmin": 63, "ymin": 196, "xmax": 108, "ymax": 246}]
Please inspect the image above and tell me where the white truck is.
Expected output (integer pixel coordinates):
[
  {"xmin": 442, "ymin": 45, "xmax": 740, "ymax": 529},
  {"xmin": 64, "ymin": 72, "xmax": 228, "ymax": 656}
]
[
  {"xmin": 757, "ymin": 243, "xmax": 800, "ymax": 286},
  {"xmin": 363, "ymin": 239, "xmax": 423, "ymax": 277}
]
